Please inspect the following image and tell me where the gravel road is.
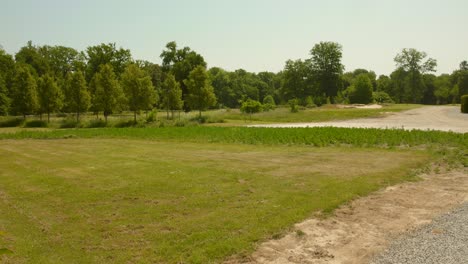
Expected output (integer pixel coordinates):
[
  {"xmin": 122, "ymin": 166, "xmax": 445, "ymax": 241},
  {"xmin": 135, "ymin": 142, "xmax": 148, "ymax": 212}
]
[
  {"xmin": 371, "ymin": 202, "xmax": 468, "ymax": 264},
  {"xmin": 251, "ymin": 106, "xmax": 468, "ymax": 133}
]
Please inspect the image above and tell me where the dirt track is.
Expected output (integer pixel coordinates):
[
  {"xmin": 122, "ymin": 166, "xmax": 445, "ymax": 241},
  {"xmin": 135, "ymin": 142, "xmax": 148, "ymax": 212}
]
[
  {"xmin": 241, "ymin": 169, "xmax": 468, "ymax": 264},
  {"xmin": 252, "ymin": 106, "xmax": 468, "ymax": 133}
]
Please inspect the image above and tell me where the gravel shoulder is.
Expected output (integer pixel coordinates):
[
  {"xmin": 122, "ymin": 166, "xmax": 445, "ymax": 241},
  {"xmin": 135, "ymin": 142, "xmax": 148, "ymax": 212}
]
[
  {"xmin": 251, "ymin": 106, "xmax": 468, "ymax": 133},
  {"xmin": 371, "ymin": 203, "xmax": 468, "ymax": 264},
  {"xmin": 237, "ymin": 169, "xmax": 468, "ymax": 264}
]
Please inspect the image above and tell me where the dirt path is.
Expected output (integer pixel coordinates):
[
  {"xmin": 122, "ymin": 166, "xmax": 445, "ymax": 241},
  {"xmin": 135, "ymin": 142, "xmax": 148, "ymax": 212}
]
[
  {"xmin": 252, "ymin": 106, "xmax": 468, "ymax": 133},
  {"xmin": 241, "ymin": 169, "xmax": 468, "ymax": 264}
]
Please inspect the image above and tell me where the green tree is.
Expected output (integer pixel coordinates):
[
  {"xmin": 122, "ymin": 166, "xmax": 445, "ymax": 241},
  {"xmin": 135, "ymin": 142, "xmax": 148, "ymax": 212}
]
[
  {"xmin": 394, "ymin": 48, "xmax": 437, "ymax": 103},
  {"xmin": 85, "ymin": 43, "xmax": 132, "ymax": 82},
  {"xmin": 0, "ymin": 48, "xmax": 16, "ymax": 96},
  {"xmin": 184, "ymin": 66, "xmax": 216, "ymax": 118},
  {"xmin": 161, "ymin": 74, "xmax": 183, "ymax": 119},
  {"xmin": 15, "ymin": 41, "xmax": 49, "ymax": 76},
  {"xmin": 65, "ymin": 71, "xmax": 90, "ymax": 122},
  {"xmin": 209, "ymin": 67, "xmax": 234, "ymax": 108},
  {"xmin": 433, "ymin": 74, "xmax": 451, "ymax": 104},
  {"xmin": 281, "ymin": 59, "xmax": 310, "ymax": 103},
  {"xmin": 38, "ymin": 74, "xmax": 63, "ymax": 122},
  {"xmin": 11, "ymin": 64, "xmax": 38, "ymax": 119},
  {"xmin": 93, "ymin": 64, "xmax": 125, "ymax": 122},
  {"xmin": 0, "ymin": 75, "xmax": 10, "ymax": 115},
  {"xmin": 121, "ymin": 64, "xmax": 158, "ymax": 122},
  {"xmin": 309, "ymin": 42, "xmax": 344, "ymax": 102},
  {"xmin": 160, "ymin": 41, "xmax": 207, "ymax": 110},
  {"xmin": 348, "ymin": 74, "xmax": 373, "ymax": 104},
  {"xmin": 240, "ymin": 99, "xmax": 263, "ymax": 120}
]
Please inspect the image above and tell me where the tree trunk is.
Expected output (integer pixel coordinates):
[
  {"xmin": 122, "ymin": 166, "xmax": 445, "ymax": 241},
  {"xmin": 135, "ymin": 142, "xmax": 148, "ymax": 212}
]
[
  {"xmin": 134, "ymin": 111, "xmax": 137, "ymax": 123},
  {"xmin": 47, "ymin": 112, "xmax": 50, "ymax": 123},
  {"xmin": 105, "ymin": 114, "xmax": 108, "ymax": 123},
  {"xmin": 76, "ymin": 112, "xmax": 79, "ymax": 122},
  {"xmin": 199, "ymin": 109, "xmax": 202, "ymax": 120},
  {"xmin": 40, "ymin": 113, "xmax": 42, "ymax": 121}
]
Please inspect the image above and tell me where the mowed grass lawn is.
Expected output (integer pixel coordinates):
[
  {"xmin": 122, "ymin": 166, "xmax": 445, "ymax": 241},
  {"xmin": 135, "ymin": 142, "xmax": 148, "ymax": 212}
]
[{"xmin": 0, "ymin": 137, "xmax": 431, "ymax": 263}]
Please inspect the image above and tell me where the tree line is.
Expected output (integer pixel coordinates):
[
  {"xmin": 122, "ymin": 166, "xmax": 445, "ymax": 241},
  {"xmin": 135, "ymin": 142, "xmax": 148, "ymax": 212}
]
[{"xmin": 0, "ymin": 41, "xmax": 467, "ymax": 121}]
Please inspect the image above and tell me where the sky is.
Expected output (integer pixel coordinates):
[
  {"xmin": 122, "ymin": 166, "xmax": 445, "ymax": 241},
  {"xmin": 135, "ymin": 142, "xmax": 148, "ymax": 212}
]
[{"xmin": 1, "ymin": 0, "xmax": 467, "ymax": 75}]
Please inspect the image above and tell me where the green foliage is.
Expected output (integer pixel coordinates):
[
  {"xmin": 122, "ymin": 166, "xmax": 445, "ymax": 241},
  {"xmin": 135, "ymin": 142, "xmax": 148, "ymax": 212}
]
[
  {"xmin": 85, "ymin": 43, "xmax": 132, "ymax": 82},
  {"xmin": 461, "ymin": 95, "xmax": 468, "ymax": 113},
  {"xmin": 184, "ymin": 66, "xmax": 216, "ymax": 117},
  {"xmin": 281, "ymin": 59, "xmax": 310, "ymax": 101},
  {"xmin": 348, "ymin": 74, "xmax": 373, "ymax": 104},
  {"xmin": 146, "ymin": 110, "xmax": 157, "ymax": 123},
  {"xmin": 310, "ymin": 42, "xmax": 344, "ymax": 101},
  {"xmin": 59, "ymin": 118, "xmax": 81, "ymax": 128},
  {"xmin": 64, "ymin": 71, "xmax": 90, "ymax": 121},
  {"xmin": 288, "ymin": 99, "xmax": 299, "ymax": 113},
  {"xmin": 262, "ymin": 95, "xmax": 276, "ymax": 111},
  {"xmin": 0, "ymin": 75, "xmax": 10, "ymax": 115},
  {"xmin": 11, "ymin": 64, "xmax": 38, "ymax": 117},
  {"xmin": 93, "ymin": 64, "xmax": 125, "ymax": 121},
  {"xmin": 240, "ymin": 99, "xmax": 263, "ymax": 115},
  {"xmin": 37, "ymin": 74, "xmax": 63, "ymax": 121},
  {"xmin": 373, "ymin": 91, "xmax": 394, "ymax": 104},
  {"xmin": 121, "ymin": 64, "xmax": 157, "ymax": 121},
  {"xmin": 113, "ymin": 120, "xmax": 138, "ymax": 128},
  {"xmin": 1, "ymin": 126, "xmax": 465, "ymax": 150},
  {"xmin": 0, "ymin": 118, "xmax": 24, "ymax": 127},
  {"xmin": 86, "ymin": 119, "xmax": 107, "ymax": 128},
  {"xmin": 161, "ymin": 74, "xmax": 183, "ymax": 119},
  {"xmin": 24, "ymin": 120, "xmax": 48, "ymax": 128}
]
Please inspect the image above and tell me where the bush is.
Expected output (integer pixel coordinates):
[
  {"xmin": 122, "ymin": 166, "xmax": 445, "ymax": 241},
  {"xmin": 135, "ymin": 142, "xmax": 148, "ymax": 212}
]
[
  {"xmin": 87, "ymin": 119, "xmax": 107, "ymax": 128},
  {"xmin": 461, "ymin": 95, "xmax": 468, "ymax": 113},
  {"xmin": 114, "ymin": 120, "xmax": 137, "ymax": 128},
  {"xmin": 305, "ymin": 96, "xmax": 317, "ymax": 108},
  {"xmin": 24, "ymin": 120, "xmax": 48, "ymax": 128},
  {"xmin": 313, "ymin": 95, "xmax": 327, "ymax": 107},
  {"xmin": 0, "ymin": 118, "xmax": 24, "ymax": 127},
  {"xmin": 262, "ymin": 95, "xmax": 276, "ymax": 111},
  {"xmin": 240, "ymin": 99, "xmax": 263, "ymax": 115},
  {"xmin": 146, "ymin": 110, "xmax": 157, "ymax": 123},
  {"xmin": 373, "ymin": 91, "xmax": 394, "ymax": 104},
  {"xmin": 60, "ymin": 118, "xmax": 81, "ymax": 128},
  {"xmin": 288, "ymin": 99, "xmax": 299, "ymax": 113}
]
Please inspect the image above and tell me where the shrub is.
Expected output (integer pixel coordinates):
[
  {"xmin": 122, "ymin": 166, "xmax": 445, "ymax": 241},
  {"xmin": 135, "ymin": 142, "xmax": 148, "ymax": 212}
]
[
  {"xmin": 240, "ymin": 99, "xmax": 263, "ymax": 115},
  {"xmin": 146, "ymin": 110, "xmax": 157, "ymax": 123},
  {"xmin": 373, "ymin": 91, "xmax": 394, "ymax": 104},
  {"xmin": 60, "ymin": 118, "xmax": 81, "ymax": 128},
  {"xmin": 262, "ymin": 95, "xmax": 276, "ymax": 111},
  {"xmin": 305, "ymin": 96, "xmax": 317, "ymax": 108},
  {"xmin": 461, "ymin": 95, "xmax": 468, "ymax": 113},
  {"xmin": 87, "ymin": 119, "xmax": 107, "ymax": 128},
  {"xmin": 313, "ymin": 95, "xmax": 327, "ymax": 106},
  {"xmin": 114, "ymin": 120, "xmax": 137, "ymax": 128},
  {"xmin": 0, "ymin": 118, "xmax": 24, "ymax": 127},
  {"xmin": 24, "ymin": 120, "xmax": 48, "ymax": 128},
  {"xmin": 288, "ymin": 99, "xmax": 299, "ymax": 113}
]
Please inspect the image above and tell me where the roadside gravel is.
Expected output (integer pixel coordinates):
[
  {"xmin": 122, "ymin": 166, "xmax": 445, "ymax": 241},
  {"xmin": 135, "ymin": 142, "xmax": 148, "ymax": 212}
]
[{"xmin": 371, "ymin": 203, "xmax": 468, "ymax": 264}]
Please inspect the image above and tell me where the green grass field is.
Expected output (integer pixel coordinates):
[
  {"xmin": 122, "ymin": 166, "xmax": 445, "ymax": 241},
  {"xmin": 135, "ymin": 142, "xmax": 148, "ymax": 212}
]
[{"xmin": 0, "ymin": 126, "xmax": 465, "ymax": 263}]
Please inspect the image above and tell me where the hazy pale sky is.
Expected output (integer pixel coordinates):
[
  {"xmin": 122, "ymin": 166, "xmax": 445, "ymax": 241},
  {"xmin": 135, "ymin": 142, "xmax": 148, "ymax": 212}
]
[{"xmin": 1, "ymin": 0, "xmax": 467, "ymax": 75}]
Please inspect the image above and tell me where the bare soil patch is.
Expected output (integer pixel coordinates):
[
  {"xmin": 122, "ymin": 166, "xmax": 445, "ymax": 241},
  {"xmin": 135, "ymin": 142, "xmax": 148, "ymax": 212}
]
[{"xmin": 241, "ymin": 169, "xmax": 468, "ymax": 264}]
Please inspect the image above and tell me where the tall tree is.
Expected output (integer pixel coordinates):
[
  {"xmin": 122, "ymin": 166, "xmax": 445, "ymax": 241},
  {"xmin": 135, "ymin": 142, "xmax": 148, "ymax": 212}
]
[
  {"xmin": 85, "ymin": 43, "xmax": 132, "ymax": 82},
  {"xmin": 184, "ymin": 66, "xmax": 216, "ymax": 118},
  {"xmin": 281, "ymin": 59, "xmax": 310, "ymax": 103},
  {"xmin": 160, "ymin": 41, "xmax": 206, "ymax": 111},
  {"xmin": 0, "ymin": 75, "xmax": 10, "ymax": 115},
  {"xmin": 394, "ymin": 48, "xmax": 437, "ymax": 103},
  {"xmin": 11, "ymin": 64, "xmax": 38, "ymax": 118},
  {"xmin": 93, "ymin": 64, "xmax": 125, "ymax": 122},
  {"xmin": 309, "ymin": 42, "xmax": 344, "ymax": 102},
  {"xmin": 161, "ymin": 74, "xmax": 183, "ymax": 119},
  {"xmin": 15, "ymin": 41, "xmax": 49, "ymax": 76},
  {"xmin": 0, "ymin": 48, "xmax": 16, "ymax": 96},
  {"xmin": 65, "ymin": 71, "xmax": 90, "ymax": 122},
  {"xmin": 37, "ymin": 74, "xmax": 63, "ymax": 122},
  {"xmin": 121, "ymin": 64, "xmax": 158, "ymax": 122}
]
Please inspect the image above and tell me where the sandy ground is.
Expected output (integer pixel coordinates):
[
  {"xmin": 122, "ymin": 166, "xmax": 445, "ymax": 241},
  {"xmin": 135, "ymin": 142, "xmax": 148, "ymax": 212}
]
[
  {"xmin": 237, "ymin": 169, "xmax": 468, "ymax": 264},
  {"xmin": 251, "ymin": 106, "xmax": 468, "ymax": 133}
]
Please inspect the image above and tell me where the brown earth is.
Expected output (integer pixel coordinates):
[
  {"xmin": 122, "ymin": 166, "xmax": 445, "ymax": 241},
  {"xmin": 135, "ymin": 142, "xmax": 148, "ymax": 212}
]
[{"xmin": 235, "ymin": 168, "xmax": 468, "ymax": 264}]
